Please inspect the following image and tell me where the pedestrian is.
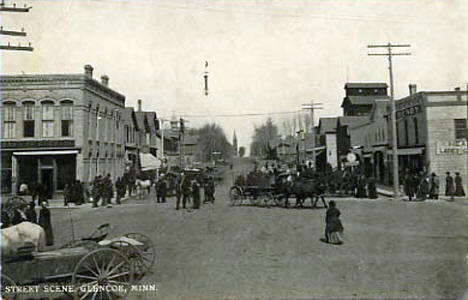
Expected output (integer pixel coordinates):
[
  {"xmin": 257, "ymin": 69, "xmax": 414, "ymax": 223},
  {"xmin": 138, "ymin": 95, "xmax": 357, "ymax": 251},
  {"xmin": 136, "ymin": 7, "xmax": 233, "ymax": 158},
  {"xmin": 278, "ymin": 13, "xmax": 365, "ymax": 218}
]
[
  {"xmin": 157, "ymin": 177, "xmax": 167, "ymax": 203},
  {"xmin": 356, "ymin": 174, "xmax": 367, "ymax": 198},
  {"xmin": 181, "ymin": 174, "xmax": 191, "ymax": 208},
  {"xmin": 115, "ymin": 177, "xmax": 124, "ymax": 205},
  {"xmin": 75, "ymin": 180, "xmax": 85, "ymax": 205},
  {"xmin": 175, "ymin": 177, "xmax": 183, "ymax": 210},
  {"xmin": 455, "ymin": 172, "xmax": 465, "ymax": 197},
  {"xmin": 416, "ymin": 175, "xmax": 429, "ymax": 201},
  {"xmin": 322, "ymin": 200, "xmax": 344, "ymax": 245},
  {"xmin": 25, "ymin": 201, "xmax": 37, "ymax": 224},
  {"xmin": 367, "ymin": 177, "xmax": 378, "ymax": 199},
  {"xmin": 91, "ymin": 176, "xmax": 101, "ymax": 208},
  {"xmin": 33, "ymin": 183, "xmax": 48, "ymax": 206},
  {"xmin": 403, "ymin": 170, "xmax": 415, "ymax": 201},
  {"xmin": 191, "ymin": 180, "xmax": 201, "ymax": 209},
  {"xmin": 38, "ymin": 201, "xmax": 54, "ymax": 246},
  {"xmin": 64, "ymin": 183, "xmax": 71, "ymax": 206},
  {"xmin": 102, "ymin": 174, "xmax": 113, "ymax": 207},
  {"xmin": 445, "ymin": 172, "xmax": 455, "ymax": 201},
  {"xmin": 429, "ymin": 172, "xmax": 439, "ymax": 199}
]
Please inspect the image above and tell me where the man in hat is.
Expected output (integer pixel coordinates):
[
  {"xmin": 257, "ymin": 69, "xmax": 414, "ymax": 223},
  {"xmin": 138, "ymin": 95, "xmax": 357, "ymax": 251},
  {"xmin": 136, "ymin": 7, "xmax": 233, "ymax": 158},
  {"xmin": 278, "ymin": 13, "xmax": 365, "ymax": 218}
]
[{"xmin": 445, "ymin": 172, "xmax": 454, "ymax": 201}]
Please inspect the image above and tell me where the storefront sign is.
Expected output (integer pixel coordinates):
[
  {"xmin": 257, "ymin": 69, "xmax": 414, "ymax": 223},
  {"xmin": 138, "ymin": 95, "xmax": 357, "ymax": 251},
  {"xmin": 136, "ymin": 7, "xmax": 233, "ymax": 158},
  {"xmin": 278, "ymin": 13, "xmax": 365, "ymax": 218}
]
[
  {"xmin": 396, "ymin": 105, "xmax": 422, "ymax": 119},
  {"xmin": 436, "ymin": 140, "xmax": 468, "ymax": 155},
  {"xmin": 1, "ymin": 140, "xmax": 75, "ymax": 149}
]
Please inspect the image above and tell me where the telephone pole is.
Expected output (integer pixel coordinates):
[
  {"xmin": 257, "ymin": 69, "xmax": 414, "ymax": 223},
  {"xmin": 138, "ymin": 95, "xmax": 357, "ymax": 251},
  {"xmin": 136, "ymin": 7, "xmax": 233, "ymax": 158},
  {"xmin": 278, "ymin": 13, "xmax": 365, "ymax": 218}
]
[
  {"xmin": 301, "ymin": 100, "xmax": 323, "ymax": 169},
  {"xmin": 0, "ymin": 1, "xmax": 33, "ymax": 51},
  {"xmin": 368, "ymin": 43, "xmax": 411, "ymax": 199}
]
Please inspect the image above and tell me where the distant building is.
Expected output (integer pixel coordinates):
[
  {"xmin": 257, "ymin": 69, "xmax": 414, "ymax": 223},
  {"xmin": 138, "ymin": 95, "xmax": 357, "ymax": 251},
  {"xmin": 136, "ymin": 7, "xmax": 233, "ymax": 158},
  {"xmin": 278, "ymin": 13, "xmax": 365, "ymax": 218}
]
[
  {"xmin": 317, "ymin": 117, "xmax": 339, "ymax": 169},
  {"xmin": 1, "ymin": 65, "xmax": 126, "ymax": 196},
  {"xmin": 232, "ymin": 131, "xmax": 238, "ymax": 156}
]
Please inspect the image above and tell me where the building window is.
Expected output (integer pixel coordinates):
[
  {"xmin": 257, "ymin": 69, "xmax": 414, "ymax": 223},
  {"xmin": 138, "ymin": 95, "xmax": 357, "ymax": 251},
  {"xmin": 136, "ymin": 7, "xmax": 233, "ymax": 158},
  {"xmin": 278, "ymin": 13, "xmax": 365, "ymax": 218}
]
[
  {"xmin": 413, "ymin": 117, "xmax": 419, "ymax": 144},
  {"xmin": 125, "ymin": 125, "xmax": 130, "ymax": 143},
  {"xmin": 454, "ymin": 119, "xmax": 467, "ymax": 140},
  {"xmin": 404, "ymin": 119, "xmax": 409, "ymax": 145},
  {"xmin": 3, "ymin": 103, "xmax": 16, "ymax": 138},
  {"xmin": 23, "ymin": 102, "xmax": 35, "ymax": 137},
  {"xmin": 146, "ymin": 133, "xmax": 150, "ymax": 144},
  {"xmin": 42, "ymin": 102, "xmax": 55, "ymax": 138},
  {"xmin": 61, "ymin": 102, "xmax": 73, "ymax": 137}
]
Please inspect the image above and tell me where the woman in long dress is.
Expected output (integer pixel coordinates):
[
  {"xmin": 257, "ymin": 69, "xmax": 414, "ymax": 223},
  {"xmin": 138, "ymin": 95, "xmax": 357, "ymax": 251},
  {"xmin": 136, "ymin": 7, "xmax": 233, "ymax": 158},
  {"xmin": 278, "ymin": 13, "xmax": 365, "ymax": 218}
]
[
  {"xmin": 455, "ymin": 172, "xmax": 465, "ymax": 197},
  {"xmin": 324, "ymin": 201, "xmax": 344, "ymax": 245}
]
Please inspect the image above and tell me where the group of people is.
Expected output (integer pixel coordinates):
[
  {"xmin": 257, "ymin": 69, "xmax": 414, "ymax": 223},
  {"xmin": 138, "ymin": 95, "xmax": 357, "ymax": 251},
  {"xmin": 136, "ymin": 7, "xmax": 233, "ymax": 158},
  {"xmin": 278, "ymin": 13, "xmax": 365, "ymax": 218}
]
[
  {"xmin": 403, "ymin": 170, "xmax": 465, "ymax": 201},
  {"xmin": 63, "ymin": 180, "xmax": 86, "ymax": 206},
  {"xmin": 90, "ymin": 174, "xmax": 118, "ymax": 208},
  {"xmin": 173, "ymin": 174, "xmax": 216, "ymax": 210}
]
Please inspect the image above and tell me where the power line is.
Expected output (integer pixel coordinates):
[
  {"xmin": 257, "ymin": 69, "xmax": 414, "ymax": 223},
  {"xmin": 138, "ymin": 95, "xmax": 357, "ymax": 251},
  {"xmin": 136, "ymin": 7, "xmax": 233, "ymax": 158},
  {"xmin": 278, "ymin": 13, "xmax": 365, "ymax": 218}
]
[{"xmin": 171, "ymin": 110, "xmax": 301, "ymax": 119}]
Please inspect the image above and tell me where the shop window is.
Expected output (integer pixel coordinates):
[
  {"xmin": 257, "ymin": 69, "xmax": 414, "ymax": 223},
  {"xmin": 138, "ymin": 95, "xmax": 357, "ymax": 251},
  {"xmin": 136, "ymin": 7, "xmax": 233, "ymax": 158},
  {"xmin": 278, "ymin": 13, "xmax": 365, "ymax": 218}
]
[
  {"xmin": 413, "ymin": 117, "xmax": 419, "ymax": 144},
  {"xmin": 23, "ymin": 102, "xmax": 35, "ymax": 137},
  {"xmin": 42, "ymin": 102, "xmax": 55, "ymax": 138},
  {"xmin": 61, "ymin": 102, "xmax": 73, "ymax": 137},
  {"xmin": 454, "ymin": 119, "xmax": 467, "ymax": 140},
  {"xmin": 3, "ymin": 103, "xmax": 16, "ymax": 138}
]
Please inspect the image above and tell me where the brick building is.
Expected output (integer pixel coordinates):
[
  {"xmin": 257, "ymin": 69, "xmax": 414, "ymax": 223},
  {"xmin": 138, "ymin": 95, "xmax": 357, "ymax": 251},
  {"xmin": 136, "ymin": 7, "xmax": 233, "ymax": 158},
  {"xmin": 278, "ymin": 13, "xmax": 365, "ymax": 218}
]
[
  {"xmin": 394, "ymin": 85, "xmax": 468, "ymax": 192},
  {"xmin": 1, "ymin": 65, "xmax": 126, "ymax": 197}
]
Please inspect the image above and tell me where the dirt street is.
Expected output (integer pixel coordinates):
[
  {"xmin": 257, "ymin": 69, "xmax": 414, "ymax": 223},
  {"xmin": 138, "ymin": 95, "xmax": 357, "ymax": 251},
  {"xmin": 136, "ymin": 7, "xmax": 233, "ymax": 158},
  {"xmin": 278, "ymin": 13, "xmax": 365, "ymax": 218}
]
[{"xmin": 46, "ymin": 160, "xmax": 467, "ymax": 300}]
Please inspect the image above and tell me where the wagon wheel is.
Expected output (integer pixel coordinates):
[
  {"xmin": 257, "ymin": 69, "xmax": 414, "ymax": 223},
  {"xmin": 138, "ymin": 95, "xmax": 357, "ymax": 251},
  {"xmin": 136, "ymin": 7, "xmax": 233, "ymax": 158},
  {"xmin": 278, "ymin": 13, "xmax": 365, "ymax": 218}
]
[
  {"xmin": 72, "ymin": 248, "xmax": 134, "ymax": 300},
  {"xmin": 123, "ymin": 233, "xmax": 155, "ymax": 274},
  {"xmin": 248, "ymin": 193, "xmax": 261, "ymax": 206},
  {"xmin": 109, "ymin": 241, "xmax": 146, "ymax": 281},
  {"xmin": 229, "ymin": 186, "xmax": 243, "ymax": 206},
  {"xmin": 273, "ymin": 194, "xmax": 284, "ymax": 207},
  {"xmin": 1, "ymin": 274, "xmax": 18, "ymax": 300}
]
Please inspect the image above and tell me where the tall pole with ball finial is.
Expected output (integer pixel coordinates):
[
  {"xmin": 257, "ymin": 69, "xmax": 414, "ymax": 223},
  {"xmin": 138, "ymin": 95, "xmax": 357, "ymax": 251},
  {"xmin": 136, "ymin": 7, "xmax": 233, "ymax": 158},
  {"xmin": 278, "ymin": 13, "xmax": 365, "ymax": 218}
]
[{"xmin": 204, "ymin": 61, "xmax": 209, "ymax": 96}]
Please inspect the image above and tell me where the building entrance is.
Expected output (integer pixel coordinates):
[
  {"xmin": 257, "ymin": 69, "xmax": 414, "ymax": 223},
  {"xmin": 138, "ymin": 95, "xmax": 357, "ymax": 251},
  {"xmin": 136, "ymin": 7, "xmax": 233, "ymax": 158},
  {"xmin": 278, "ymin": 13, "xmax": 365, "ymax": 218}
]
[{"xmin": 41, "ymin": 169, "xmax": 54, "ymax": 199}]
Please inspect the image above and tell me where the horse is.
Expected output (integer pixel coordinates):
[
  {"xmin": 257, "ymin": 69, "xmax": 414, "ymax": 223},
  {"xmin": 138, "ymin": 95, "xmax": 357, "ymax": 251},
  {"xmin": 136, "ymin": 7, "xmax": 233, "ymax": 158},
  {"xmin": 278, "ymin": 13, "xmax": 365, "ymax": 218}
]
[
  {"xmin": 277, "ymin": 176, "xmax": 328, "ymax": 208},
  {"xmin": 135, "ymin": 179, "xmax": 153, "ymax": 199}
]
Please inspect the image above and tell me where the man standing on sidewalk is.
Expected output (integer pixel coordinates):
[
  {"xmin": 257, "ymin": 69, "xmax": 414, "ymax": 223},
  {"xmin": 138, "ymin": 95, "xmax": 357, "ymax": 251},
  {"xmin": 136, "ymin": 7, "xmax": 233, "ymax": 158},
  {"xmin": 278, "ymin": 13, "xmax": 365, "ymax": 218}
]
[
  {"xmin": 445, "ymin": 172, "xmax": 455, "ymax": 201},
  {"xmin": 102, "ymin": 174, "xmax": 113, "ymax": 207}
]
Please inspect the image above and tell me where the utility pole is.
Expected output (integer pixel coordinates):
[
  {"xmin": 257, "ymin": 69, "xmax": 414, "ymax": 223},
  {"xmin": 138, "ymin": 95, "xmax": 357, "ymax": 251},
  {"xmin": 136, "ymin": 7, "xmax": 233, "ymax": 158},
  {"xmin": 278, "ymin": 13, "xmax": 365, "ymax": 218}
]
[
  {"xmin": 302, "ymin": 100, "xmax": 323, "ymax": 169},
  {"xmin": 0, "ymin": 1, "xmax": 33, "ymax": 51},
  {"xmin": 368, "ymin": 43, "xmax": 411, "ymax": 199}
]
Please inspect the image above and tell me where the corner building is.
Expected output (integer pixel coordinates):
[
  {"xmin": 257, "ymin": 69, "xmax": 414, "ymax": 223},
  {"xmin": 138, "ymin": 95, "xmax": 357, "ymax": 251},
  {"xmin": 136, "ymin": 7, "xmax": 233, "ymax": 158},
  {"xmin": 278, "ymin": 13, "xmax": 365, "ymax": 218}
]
[{"xmin": 1, "ymin": 65, "xmax": 126, "ymax": 197}]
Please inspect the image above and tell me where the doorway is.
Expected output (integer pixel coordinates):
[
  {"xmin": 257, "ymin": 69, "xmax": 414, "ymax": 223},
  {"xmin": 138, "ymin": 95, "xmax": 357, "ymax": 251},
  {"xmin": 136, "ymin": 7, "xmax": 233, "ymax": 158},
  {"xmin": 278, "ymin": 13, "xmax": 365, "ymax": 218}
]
[{"xmin": 41, "ymin": 169, "xmax": 54, "ymax": 199}]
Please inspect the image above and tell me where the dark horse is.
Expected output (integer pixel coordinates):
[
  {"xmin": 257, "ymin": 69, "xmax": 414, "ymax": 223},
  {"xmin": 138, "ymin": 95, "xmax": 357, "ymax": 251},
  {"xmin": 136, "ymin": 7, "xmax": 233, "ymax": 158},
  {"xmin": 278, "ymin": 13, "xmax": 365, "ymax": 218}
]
[{"xmin": 277, "ymin": 177, "xmax": 328, "ymax": 208}]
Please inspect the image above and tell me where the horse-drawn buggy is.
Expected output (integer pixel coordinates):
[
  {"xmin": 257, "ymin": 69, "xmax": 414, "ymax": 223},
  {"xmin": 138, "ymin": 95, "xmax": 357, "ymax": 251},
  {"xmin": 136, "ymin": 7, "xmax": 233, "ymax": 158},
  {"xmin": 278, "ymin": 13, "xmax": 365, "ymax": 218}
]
[
  {"xmin": 229, "ymin": 170, "xmax": 328, "ymax": 208},
  {"xmin": 1, "ymin": 222, "xmax": 155, "ymax": 300}
]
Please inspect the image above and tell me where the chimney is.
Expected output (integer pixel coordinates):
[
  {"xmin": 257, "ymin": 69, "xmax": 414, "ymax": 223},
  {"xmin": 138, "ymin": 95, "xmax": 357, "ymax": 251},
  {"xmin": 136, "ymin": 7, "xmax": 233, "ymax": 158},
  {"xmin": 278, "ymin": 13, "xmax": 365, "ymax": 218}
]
[
  {"xmin": 84, "ymin": 64, "xmax": 93, "ymax": 78},
  {"xmin": 409, "ymin": 84, "xmax": 417, "ymax": 96},
  {"xmin": 101, "ymin": 75, "xmax": 109, "ymax": 87},
  {"xmin": 138, "ymin": 99, "xmax": 142, "ymax": 112},
  {"xmin": 455, "ymin": 87, "xmax": 461, "ymax": 101}
]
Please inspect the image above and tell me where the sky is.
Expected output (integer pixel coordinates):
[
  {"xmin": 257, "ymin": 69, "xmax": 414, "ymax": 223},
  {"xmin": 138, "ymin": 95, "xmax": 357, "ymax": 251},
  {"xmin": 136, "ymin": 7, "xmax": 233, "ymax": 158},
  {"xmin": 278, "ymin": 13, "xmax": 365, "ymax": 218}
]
[{"xmin": 2, "ymin": 0, "xmax": 468, "ymax": 153}]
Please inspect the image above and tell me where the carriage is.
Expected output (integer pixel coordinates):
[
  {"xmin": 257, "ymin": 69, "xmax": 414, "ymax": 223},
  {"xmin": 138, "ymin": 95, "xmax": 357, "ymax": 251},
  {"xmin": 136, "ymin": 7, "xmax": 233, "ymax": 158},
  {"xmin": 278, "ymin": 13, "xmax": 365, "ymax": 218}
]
[
  {"xmin": 1, "ymin": 223, "xmax": 156, "ymax": 300},
  {"xmin": 229, "ymin": 171, "xmax": 328, "ymax": 208},
  {"xmin": 229, "ymin": 171, "xmax": 284, "ymax": 207}
]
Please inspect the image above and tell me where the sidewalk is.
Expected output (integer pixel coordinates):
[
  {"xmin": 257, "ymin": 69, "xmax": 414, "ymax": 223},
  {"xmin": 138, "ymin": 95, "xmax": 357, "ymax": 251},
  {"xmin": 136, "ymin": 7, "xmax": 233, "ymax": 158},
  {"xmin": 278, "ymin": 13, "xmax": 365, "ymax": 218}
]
[
  {"xmin": 15, "ymin": 194, "xmax": 131, "ymax": 209},
  {"xmin": 376, "ymin": 184, "xmax": 467, "ymax": 202}
]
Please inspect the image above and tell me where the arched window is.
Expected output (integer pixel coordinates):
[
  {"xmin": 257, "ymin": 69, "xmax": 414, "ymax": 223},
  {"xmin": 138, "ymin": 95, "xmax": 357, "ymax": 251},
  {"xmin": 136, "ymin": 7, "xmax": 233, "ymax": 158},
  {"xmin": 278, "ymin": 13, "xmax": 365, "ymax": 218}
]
[
  {"xmin": 23, "ymin": 101, "xmax": 35, "ymax": 137},
  {"xmin": 3, "ymin": 102, "xmax": 16, "ymax": 138},
  {"xmin": 61, "ymin": 101, "xmax": 73, "ymax": 137},
  {"xmin": 42, "ymin": 101, "xmax": 55, "ymax": 138}
]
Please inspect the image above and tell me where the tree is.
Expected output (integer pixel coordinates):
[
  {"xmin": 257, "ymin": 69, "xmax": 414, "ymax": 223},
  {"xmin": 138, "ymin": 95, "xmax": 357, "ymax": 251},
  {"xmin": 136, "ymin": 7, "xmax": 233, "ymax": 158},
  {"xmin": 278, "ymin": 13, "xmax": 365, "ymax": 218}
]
[
  {"xmin": 239, "ymin": 146, "xmax": 246, "ymax": 158},
  {"xmin": 194, "ymin": 123, "xmax": 233, "ymax": 162},
  {"xmin": 250, "ymin": 118, "xmax": 279, "ymax": 159}
]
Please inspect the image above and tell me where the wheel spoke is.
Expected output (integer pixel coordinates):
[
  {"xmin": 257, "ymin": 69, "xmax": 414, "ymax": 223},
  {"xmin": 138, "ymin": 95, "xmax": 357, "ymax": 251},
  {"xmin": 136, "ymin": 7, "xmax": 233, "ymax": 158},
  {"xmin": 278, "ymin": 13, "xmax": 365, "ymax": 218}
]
[
  {"xmin": 107, "ymin": 271, "xmax": 130, "ymax": 280},
  {"xmin": 92, "ymin": 255, "xmax": 102, "ymax": 274},
  {"xmin": 106, "ymin": 261, "xmax": 126, "ymax": 277},
  {"xmin": 84, "ymin": 264, "xmax": 101, "ymax": 278},
  {"xmin": 76, "ymin": 274, "xmax": 98, "ymax": 281},
  {"xmin": 103, "ymin": 254, "xmax": 117, "ymax": 277}
]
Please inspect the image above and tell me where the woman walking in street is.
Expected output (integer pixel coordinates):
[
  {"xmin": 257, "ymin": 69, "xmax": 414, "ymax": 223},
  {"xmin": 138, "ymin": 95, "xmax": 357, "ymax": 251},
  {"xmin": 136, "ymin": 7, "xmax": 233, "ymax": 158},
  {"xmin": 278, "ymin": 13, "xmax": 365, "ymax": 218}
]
[
  {"xmin": 322, "ymin": 201, "xmax": 344, "ymax": 245},
  {"xmin": 455, "ymin": 172, "xmax": 465, "ymax": 197}
]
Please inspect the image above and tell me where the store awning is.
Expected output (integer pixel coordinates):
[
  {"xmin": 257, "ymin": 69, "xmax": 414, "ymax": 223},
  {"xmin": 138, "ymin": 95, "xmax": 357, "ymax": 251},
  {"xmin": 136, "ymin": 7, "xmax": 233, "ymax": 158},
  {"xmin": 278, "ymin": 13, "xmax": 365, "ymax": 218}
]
[
  {"xmin": 140, "ymin": 153, "xmax": 161, "ymax": 171},
  {"xmin": 13, "ymin": 150, "xmax": 79, "ymax": 156},
  {"xmin": 389, "ymin": 147, "xmax": 425, "ymax": 156}
]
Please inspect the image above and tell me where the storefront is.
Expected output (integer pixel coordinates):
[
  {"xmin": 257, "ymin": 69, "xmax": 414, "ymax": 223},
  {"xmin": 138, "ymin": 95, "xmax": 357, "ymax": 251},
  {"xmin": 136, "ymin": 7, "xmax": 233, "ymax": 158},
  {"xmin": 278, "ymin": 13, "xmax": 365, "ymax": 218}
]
[{"xmin": 13, "ymin": 150, "xmax": 77, "ymax": 199}]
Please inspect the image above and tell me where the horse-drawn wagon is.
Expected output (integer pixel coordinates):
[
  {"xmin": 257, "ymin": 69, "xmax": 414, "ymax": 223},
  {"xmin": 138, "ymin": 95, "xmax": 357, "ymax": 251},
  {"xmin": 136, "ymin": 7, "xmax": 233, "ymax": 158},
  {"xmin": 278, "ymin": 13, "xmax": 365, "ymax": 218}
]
[
  {"xmin": 229, "ymin": 171, "xmax": 328, "ymax": 208},
  {"xmin": 1, "ymin": 223, "xmax": 155, "ymax": 300}
]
